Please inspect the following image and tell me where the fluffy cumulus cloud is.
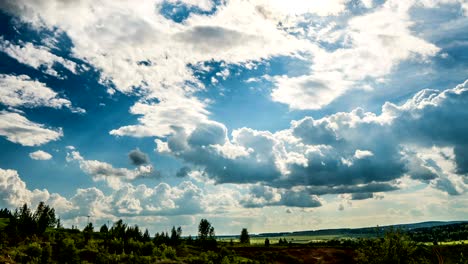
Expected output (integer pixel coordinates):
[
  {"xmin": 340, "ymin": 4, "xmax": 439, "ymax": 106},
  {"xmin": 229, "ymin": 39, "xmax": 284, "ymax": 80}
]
[
  {"xmin": 0, "ymin": 168, "xmax": 33, "ymax": 208},
  {"xmin": 109, "ymin": 98, "xmax": 209, "ymax": 138},
  {"xmin": 0, "ymin": 167, "xmax": 209, "ymax": 226},
  {"xmin": 62, "ymin": 180, "xmax": 207, "ymax": 219},
  {"xmin": 0, "ymin": 168, "xmax": 71, "ymax": 211},
  {"xmin": 0, "ymin": 74, "xmax": 84, "ymax": 113},
  {"xmin": 240, "ymin": 185, "xmax": 322, "ymax": 208},
  {"xmin": 29, "ymin": 150, "xmax": 53, "ymax": 160},
  {"xmin": 155, "ymin": 80, "xmax": 468, "ymax": 202},
  {"xmin": 0, "ymin": 111, "xmax": 63, "ymax": 146}
]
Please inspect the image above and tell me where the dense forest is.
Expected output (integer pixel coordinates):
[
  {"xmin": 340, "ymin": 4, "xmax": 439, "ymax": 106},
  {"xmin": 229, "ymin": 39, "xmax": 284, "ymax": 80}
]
[{"xmin": 1, "ymin": 202, "xmax": 468, "ymax": 263}]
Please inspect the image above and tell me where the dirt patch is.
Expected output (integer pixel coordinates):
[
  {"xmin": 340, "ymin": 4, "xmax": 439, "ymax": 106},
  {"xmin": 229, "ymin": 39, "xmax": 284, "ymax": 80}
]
[{"xmin": 231, "ymin": 246, "xmax": 357, "ymax": 264}]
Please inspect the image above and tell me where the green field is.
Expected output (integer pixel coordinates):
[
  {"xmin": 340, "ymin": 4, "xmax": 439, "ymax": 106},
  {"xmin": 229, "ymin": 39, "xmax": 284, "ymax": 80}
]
[
  {"xmin": 218, "ymin": 234, "xmax": 361, "ymax": 244},
  {"xmin": 221, "ymin": 235, "xmax": 468, "ymax": 245}
]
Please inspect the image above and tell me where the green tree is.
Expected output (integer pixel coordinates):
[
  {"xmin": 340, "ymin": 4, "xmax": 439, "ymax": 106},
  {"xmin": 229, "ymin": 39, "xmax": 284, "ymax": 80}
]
[
  {"xmin": 84, "ymin": 222, "xmax": 94, "ymax": 244},
  {"xmin": 34, "ymin": 201, "xmax": 57, "ymax": 234},
  {"xmin": 170, "ymin": 226, "xmax": 183, "ymax": 245},
  {"xmin": 265, "ymin": 238, "xmax": 270, "ymax": 247},
  {"xmin": 0, "ymin": 208, "xmax": 12, "ymax": 218},
  {"xmin": 142, "ymin": 228, "xmax": 151, "ymax": 242},
  {"xmin": 198, "ymin": 219, "xmax": 215, "ymax": 240},
  {"xmin": 240, "ymin": 228, "xmax": 250, "ymax": 244},
  {"xmin": 111, "ymin": 219, "xmax": 127, "ymax": 239},
  {"xmin": 17, "ymin": 203, "xmax": 35, "ymax": 235},
  {"xmin": 100, "ymin": 223, "xmax": 108, "ymax": 233}
]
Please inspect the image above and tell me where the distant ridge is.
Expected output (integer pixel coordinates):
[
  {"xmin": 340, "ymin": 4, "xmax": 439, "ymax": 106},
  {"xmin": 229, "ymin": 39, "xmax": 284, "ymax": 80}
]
[{"xmin": 254, "ymin": 220, "xmax": 468, "ymax": 238}]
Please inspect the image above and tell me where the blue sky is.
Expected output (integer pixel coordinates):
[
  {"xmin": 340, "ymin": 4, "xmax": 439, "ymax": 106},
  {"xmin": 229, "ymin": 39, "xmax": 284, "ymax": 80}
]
[{"xmin": 0, "ymin": 0, "xmax": 467, "ymax": 235}]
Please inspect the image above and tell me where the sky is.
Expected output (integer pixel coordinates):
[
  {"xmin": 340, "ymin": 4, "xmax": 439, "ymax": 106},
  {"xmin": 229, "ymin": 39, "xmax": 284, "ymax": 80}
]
[{"xmin": 0, "ymin": 0, "xmax": 467, "ymax": 236}]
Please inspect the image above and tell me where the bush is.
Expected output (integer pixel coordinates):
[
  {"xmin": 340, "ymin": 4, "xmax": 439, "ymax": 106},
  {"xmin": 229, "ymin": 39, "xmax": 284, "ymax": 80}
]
[
  {"xmin": 356, "ymin": 229, "xmax": 430, "ymax": 264},
  {"xmin": 162, "ymin": 244, "xmax": 177, "ymax": 260},
  {"xmin": 141, "ymin": 241, "xmax": 153, "ymax": 256},
  {"xmin": 57, "ymin": 238, "xmax": 80, "ymax": 264},
  {"xmin": 41, "ymin": 242, "xmax": 52, "ymax": 264},
  {"xmin": 25, "ymin": 242, "xmax": 42, "ymax": 259}
]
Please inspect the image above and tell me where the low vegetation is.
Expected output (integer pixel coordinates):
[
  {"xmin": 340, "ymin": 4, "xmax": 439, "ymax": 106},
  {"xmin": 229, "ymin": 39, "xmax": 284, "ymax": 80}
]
[{"xmin": 1, "ymin": 203, "xmax": 468, "ymax": 263}]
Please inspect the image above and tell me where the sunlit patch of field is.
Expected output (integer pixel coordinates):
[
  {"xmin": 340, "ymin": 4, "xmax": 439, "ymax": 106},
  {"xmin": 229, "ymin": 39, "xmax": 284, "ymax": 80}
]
[
  {"xmin": 423, "ymin": 240, "xmax": 468, "ymax": 246},
  {"xmin": 218, "ymin": 234, "xmax": 360, "ymax": 244}
]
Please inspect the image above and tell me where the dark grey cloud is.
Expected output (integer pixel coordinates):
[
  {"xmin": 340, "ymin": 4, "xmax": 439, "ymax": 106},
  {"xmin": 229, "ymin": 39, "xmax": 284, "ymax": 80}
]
[
  {"xmin": 454, "ymin": 145, "xmax": 468, "ymax": 174},
  {"xmin": 280, "ymin": 190, "xmax": 322, "ymax": 207},
  {"xmin": 187, "ymin": 121, "xmax": 227, "ymax": 147},
  {"xmin": 176, "ymin": 166, "xmax": 191, "ymax": 178},
  {"xmin": 163, "ymin": 123, "xmax": 280, "ymax": 184},
  {"xmin": 128, "ymin": 148, "xmax": 150, "ymax": 166},
  {"xmin": 240, "ymin": 185, "xmax": 321, "ymax": 208},
  {"xmin": 433, "ymin": 178, "xmax": 461, "ymax": 195},
  {"xmin": 305, "ymin": 182, "xmax": 399, "ymax": 196},
  {"xmin": 351, "ymin": 192, "xmax": 374, "ymax": 200},
  {"xmin": 173, "ymin": 26, "xmax": 256, "ymax": 52},
  {"xmin": 292, "ymin": 117, "xmax": 338, "ymax": 145}
]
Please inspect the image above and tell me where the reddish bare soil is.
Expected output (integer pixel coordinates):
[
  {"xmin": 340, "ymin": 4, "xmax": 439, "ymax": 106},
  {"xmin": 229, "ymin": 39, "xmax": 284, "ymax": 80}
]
[{"xmin": 231, "ymin": 246, "xmax": 357, "ymax": 264}]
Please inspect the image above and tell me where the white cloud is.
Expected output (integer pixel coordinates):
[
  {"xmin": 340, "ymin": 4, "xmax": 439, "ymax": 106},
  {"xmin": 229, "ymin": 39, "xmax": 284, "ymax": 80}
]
[
  {"xmin": 0, "ymin": 168, "xmax": 33, "ymax": 208},
  {"xmin": 241, "ymin": 185, "xmax": 322, "ymax": 208},
  {"xmin": 29, "ymin": 150, "xmax": 53, "ymax": 160},
  {"xmin": 271, "ymin": 73, "xmax": 352, "ymax": 110},
  {"xmin": 0, "ymin": 167, "xmax": 209, "ymax": 227},
  {"xmin": 0, "ymin": 0, "xmax": 310, "ymax": 139},
  {"xmin": 0, "ymin": 168, "xmax": 72, "ymax": 212},
  {"xmin": 0, "ymin": 38, "xmax": 78, "ymax": 78},
  {"xmin": 354, "ymin": 150, "xmax": 374, "ymax": 159},
  {"xmin": 0, "ymin": 74, "xmax": 84, "ymax": 113},
  {"xmin": 0, "ymin": 111, "xmax": 63, "ymax": 146},
  {"xmin": 270, "ymin": 1, "xmax": 441, "ymax": 110},
  {"xmin": 260, "ymin": 0, "xmax": 349, "ymax": 16},
  {"xmin": 110, "ymin": 97, "xmax": 209, "ymax": 138},
  {"xmin": 66, "ymin": 150, "xmax": 155, "ymax": 189},
  {"xmin": 0, "ymin": 0, "xmax": 462, "ymax": 119}
]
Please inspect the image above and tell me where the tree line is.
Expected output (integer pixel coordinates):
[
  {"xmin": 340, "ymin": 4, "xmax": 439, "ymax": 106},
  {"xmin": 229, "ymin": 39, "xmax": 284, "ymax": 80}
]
[{"xmin": 0, "ymin": 202, "xmax": 257, "ymax": 263}]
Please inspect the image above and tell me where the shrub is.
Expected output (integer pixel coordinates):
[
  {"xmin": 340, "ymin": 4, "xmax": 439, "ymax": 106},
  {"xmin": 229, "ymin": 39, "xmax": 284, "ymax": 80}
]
[
  {"xmin": 25, "ymin": 242, "xmax": 42, "ymax": 259},
  {"xmin": 356, "ymin": 229, "xmax": 430, "ymax": 264},
  {"xmin": 161, "ymin": 244, "xmax": 177, "ymax": 260}
]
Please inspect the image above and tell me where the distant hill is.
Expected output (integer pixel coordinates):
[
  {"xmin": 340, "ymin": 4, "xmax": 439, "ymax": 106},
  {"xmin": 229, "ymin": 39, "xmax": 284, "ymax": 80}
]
[{"xmin": 255, "ymin": 221, "xmax": 468, "ymax": 238}]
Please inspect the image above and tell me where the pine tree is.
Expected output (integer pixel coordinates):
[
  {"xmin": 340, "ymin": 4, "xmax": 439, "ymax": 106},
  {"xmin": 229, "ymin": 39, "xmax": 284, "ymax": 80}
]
[{"xmin": 240, "ymin": 228, "xmax": 250, "ymax": 244}]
